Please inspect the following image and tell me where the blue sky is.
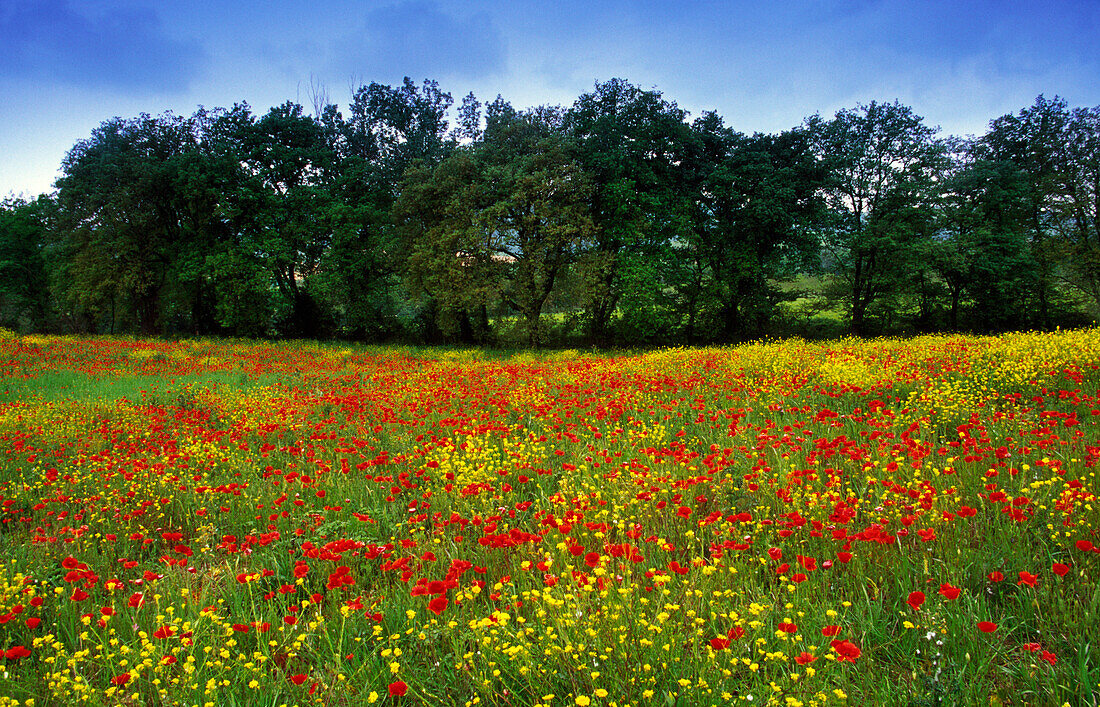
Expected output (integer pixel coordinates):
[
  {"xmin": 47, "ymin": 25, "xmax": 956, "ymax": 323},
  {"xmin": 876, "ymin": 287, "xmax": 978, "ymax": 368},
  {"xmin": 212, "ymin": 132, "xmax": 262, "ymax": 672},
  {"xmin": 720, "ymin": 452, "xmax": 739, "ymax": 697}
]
[{"xmin": 2, "ymin": 0, "xmax": 1098, "ymax": 197}]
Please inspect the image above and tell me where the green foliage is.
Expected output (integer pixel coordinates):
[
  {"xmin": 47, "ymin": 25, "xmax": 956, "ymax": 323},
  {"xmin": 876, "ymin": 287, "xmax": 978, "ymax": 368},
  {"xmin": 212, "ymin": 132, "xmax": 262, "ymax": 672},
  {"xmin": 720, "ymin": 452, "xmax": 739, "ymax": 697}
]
[
  {"xmin": 933, "ymin": 157, "xmax": 1034, "ymax": 331},
  {"xmin": 565, "ymin": 79, "xmax": 696, "ymax": 342},
  {"xmin": 480, "ymin": 108, "xmax": 594, "ymax": 346},
  {"xmin": 8, "ymin": 82, "xmax": 1100, "ymax": 345},
  {"xmin": 981, "ymin": 97, "xmax": 1100, "ymax": 322},
  {"xmin": 396, "ymin": 149, "xmax": 498, "ymax": 343},
  {"xmin": 685, "ymin": 114, "xmax": 826, "ymax": 340},
  {"xmin": 807, "ymin": 101, "xmax": 949, "ymax": 335},
  {"xmin": 0, "ymin": 196, "xmax": 50, "ymax": 331},
  {"xmin": 54, "ymin": 113, "xmax": 195, "ymax": 333}
]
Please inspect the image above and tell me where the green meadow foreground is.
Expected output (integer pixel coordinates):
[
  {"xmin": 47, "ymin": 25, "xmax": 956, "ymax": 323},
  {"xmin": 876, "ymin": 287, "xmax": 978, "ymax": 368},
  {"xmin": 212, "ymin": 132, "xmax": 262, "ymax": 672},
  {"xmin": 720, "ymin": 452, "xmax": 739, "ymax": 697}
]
[{"xmin": 0, "ymin": 331, "xmax": 1098, "ymax": 706}]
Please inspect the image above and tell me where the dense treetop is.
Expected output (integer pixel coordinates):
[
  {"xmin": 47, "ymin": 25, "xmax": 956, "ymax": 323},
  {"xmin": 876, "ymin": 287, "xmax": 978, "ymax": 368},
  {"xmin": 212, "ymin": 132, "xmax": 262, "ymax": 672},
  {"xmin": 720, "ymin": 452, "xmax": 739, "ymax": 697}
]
[{"xmin": 2, "ymin": 80, "xmax": 1097, "ymax": 344}]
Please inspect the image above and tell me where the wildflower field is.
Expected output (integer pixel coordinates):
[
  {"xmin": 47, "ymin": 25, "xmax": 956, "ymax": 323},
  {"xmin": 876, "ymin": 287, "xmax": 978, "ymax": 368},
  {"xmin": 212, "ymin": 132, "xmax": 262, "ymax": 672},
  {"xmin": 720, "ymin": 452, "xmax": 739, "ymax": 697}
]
[{"xmin": 1, "ymin": 331, "xmax": 1098, "ymax": 707}]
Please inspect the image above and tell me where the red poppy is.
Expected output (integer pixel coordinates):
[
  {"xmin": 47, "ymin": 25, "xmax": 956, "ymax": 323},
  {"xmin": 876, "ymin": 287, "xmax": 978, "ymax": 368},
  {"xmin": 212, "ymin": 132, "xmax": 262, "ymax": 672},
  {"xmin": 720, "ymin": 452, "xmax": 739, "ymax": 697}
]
[
  {"xmin": 4, "ymin": 645, "xmax": 31, "ymax": 660},
  {"xmin": 152, "ymin": 625, "xmax": 176, "ymax": 639},
  {"xmin": 831, "ymin": 640, "xmax": 861, "ymax": 662},
  {"xmin": 821, "ymin": 625, "xmax": 841, "ymax": 637},
  {"xmin": 584, "ymin": 552, "xmax": 601, "ymax": 568},
  {"xmin": 1052, "ymin": 562, "xmax": 1070, "ymax": 577},
  {"xmin": 111, "ymin": 673, "xmax": 131, "ymax": 686},
  {"xmin": 389, "ymin": 680, "xmax": 408, "ymax": 696},
  {"xmin": 977, "ymin": 621, "xmax": 998, "ymax": 633},
  {"xmin": 777, "ymin": 622, "xmax": 798, "ymax": 633},
  {"xmin": 289, "ymin": 674, "xmax": 308, "ymax": 685},
  {"xmin": 1074, "ymin": 539, "xmax": 1095, "ymax": 552},
  {"xmin": 1017, "ymin": 571, "xmax": 1038, "ymax": 587},
  {"xmin": 938, "ymin": 583, "xmax": 961, "ymax": 600},
  {"xmin": 988, "ymin": 571, "xmax": 1004, "ymax": 582},
  {"xmin": 427, "ymin": 596, "xmax": 448, "ymax": 615},
  {"xmin": 709, "ymin": 637, "xmax": 731, "ymax": 650},
  {"xmin": 907, "ymin": 591, "xmax": 925, "ymax": 611},
  {"xmin": 668, "ymin": 561, "xmax": 690, "ymax": 576},
  {"xmin": 795, "ymin": 651, "xmax": 818, "ymax": 665},
  {"xmin": 726, "ymin": 626, "xmax": 745, "ymax": 640},
  {"xmin": 128, "ymin": 593, "xmax": 144, "ymax": 608}
]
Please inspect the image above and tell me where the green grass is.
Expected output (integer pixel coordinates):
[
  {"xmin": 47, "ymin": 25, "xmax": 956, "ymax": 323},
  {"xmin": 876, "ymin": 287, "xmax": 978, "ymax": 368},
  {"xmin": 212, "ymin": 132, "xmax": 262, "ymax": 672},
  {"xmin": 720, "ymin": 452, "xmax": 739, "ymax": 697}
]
[{"xmin": 0, "ymin": 369, "xmax": 268, "ymax": 405}]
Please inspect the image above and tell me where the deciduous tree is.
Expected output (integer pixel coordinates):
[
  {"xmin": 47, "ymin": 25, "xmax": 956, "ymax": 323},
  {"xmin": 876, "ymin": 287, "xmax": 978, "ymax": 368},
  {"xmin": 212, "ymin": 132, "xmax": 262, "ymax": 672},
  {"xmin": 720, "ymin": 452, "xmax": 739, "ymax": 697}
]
[{"xmin": 807, "ymin": 101, "xmax": 947, "ymax": 335}]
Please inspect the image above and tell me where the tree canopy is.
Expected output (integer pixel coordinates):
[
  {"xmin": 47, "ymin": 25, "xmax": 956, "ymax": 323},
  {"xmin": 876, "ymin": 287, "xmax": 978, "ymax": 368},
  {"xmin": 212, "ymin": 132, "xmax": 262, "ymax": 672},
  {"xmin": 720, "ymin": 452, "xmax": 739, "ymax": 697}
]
[{"xmin": 3, "ymin": 79, "xmax": 1098, "ymax": 344}]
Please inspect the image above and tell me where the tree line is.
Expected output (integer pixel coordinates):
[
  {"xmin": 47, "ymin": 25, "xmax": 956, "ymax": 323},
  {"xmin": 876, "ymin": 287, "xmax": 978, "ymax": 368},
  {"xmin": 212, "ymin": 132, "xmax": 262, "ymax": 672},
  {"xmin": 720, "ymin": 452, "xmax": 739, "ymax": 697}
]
[{"xmin": 2, "ymin": 79, "xmax": 1098, "ymax": 345}]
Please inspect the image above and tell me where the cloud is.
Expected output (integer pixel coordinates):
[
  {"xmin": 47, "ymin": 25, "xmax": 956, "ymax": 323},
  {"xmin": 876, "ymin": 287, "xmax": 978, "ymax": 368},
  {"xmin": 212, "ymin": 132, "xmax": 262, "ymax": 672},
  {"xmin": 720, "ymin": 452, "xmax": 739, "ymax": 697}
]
[
  {"xmin": 0, "ymin": 0, "xmax": 206, "ymax": 92},
  {"xmin": 537, "ymin": 0, "xmax": 1099, "ymax": 136},
  {"xmin": 334, "ymin": 1, "xmax": 505, "ymax": 82}
]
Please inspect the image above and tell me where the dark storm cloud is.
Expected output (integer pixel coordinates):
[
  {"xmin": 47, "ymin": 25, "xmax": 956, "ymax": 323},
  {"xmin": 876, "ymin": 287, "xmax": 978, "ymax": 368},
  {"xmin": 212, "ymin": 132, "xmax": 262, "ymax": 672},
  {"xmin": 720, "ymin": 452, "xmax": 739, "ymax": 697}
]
[
  {"xmin": 334, "ymin": 1, "xmax": 505, "ymax": 82},
  {"xmin": 0, "ymin": 0, "xmax": 206, "ymax": 92}
]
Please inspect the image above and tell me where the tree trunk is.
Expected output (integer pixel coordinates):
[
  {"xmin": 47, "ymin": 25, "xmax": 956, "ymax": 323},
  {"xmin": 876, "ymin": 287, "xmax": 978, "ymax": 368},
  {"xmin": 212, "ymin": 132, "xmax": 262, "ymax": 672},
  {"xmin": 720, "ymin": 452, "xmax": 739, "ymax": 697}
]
[
  {"xmin": 292, "ymin": 291, "xmax": 320, "ymax": 339},
  {"xmin": 850, "ymin": 250, "xmax": 866, "ymax": 336},
  {"xmin": 588, "ymin": 300, "xmax": 610, "ymax": 344},
  {"xmin": 475, "ymin": 304, "xmax": 491, "ymax": 344},
  {"xmin": 851, "ymin": 298, "xmax": 868, "ymax": 337},
  {"xmin": 1032, "ymin": 208, "xmax": 1051, "ymax": 329},
  {"xmin": 685, "ymin": 292, "xmax": 698, "ymax": 342},
  {"xmin": 137, "ymin": 289, "xmax": 160, "ymax": 335},
  {"xmin": 721, "ymin": 297, "xmax": 741, "ymax": 341},
  {"xmin": 950, "ymin": 287, "xmax": 960, "ymax": 332},
  {"xmin": 524, "ymin": 306, "xmax": 542, "ymax": 348},
  {"xmin": 458, "ymin": 309, "xmax": 474, "ymax": 344},
  {"xmin": 585, "ymin": 249, "xmax": 618, "ymax": 345},
  {"xmin": 421, "ymin": 298, "xmax": 442, "ymax": 344}
]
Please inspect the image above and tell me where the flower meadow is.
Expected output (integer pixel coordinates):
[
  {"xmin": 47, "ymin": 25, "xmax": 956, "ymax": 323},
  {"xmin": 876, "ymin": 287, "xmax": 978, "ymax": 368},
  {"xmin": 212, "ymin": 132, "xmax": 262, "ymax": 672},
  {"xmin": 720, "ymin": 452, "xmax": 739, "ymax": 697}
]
[{"xmin": 0, "ymin": 331, "xmax": 1098, "ymax": 707}]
